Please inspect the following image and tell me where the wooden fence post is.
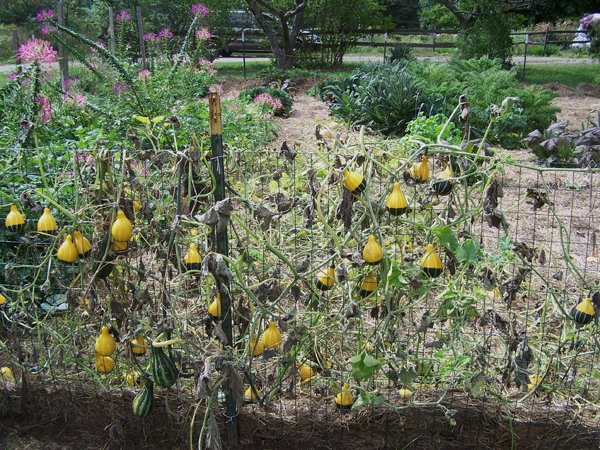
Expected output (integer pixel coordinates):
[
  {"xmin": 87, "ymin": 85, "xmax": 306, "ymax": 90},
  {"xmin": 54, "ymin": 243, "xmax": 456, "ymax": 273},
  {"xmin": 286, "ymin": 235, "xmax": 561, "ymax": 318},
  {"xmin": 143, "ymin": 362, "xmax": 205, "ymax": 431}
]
[
  {"xmin": 135, "ymin": 6, "xmax": 147, "ymax": 69},
  {"xmin": 209, "ymin": 92, "xmax": 239, "ymax": 448},
  {"xmin": 57, "ymin": 1, "xmax": 69, "ymax": 84},
  {"xmin": 12, "ymin": 29, "xmax": 21, "ymax": 71},
  {"xmin": 108, "ymin": 7, "xmax": 116, "ymax": 53}
]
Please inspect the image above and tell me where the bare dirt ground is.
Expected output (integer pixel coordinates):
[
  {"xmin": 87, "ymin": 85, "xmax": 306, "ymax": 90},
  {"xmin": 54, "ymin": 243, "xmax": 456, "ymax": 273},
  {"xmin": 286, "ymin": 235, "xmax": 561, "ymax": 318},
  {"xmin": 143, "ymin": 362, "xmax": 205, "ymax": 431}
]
[{"xmin": 546, "ymin": 82, "xmax": 600, "ymax": 129}]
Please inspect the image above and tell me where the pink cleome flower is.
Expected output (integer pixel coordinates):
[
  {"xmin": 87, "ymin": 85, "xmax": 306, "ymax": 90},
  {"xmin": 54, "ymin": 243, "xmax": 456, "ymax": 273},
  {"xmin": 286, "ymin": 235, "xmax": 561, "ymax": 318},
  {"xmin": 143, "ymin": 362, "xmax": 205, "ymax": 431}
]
[
  {"xmin": 35, "ymin": 9, "xmax": 55, "ymax": 23},
  {"xmin": 157, "ymin": 28, "xmax": 174, "ymax": 40},
  {"xmin": 253, "ymin": 93, "xmax": 283, "ymax": 111},
  {"xmin": 191, "ymin": 3, "xmax": 209, "ymax": 17},
  {"xmin": 116, "ymin": 10, "xmax": 132, "ymax": 24},
  {"xmin": 209, "ymin": 84, "xmax": 224, "ymax": 95},
  {"xmin": 137, "ymin": 69, "xmax": 152, "ymax": 80},
  {"xmin": 113, "ymin": 81, "xmax": 130, "ymax": 94},
  {"xmin": 8, "ymin": 71, "xmax": 19, "ymax": 81},
  {"xmin": 143, "ymin": 32, "xmax": 157, "ymax": 42},
  {"xmin": 199, "ymin": 58, "xmax": 216, "ymax": 75},
  {"xmin": 195, "ymin": 27, "xmax": 212, "ymax": 40},
  {"xmin": 40, "ymin": 24, "xmax": 57, "ymax": 35},
  {"xmin": 16, "ymin": 38, "xmax": 57, "ymax": 64},
  {"xmin": 36, "ymin": 95, "xmax": 53, "ymax": 124}
]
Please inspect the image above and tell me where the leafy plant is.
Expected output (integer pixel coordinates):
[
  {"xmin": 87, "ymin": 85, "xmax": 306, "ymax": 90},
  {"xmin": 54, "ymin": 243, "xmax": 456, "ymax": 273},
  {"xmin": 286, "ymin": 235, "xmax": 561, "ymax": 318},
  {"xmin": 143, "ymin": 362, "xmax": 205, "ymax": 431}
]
[
  {"xmin": 349, "ymin": 350, "xmax": 381, "ymax": 382},
  {"xmin": 405, "ymin": 112, "xmax": 461, "ymax": 144},
  {"xmin": 239, "ymin": 86, "xmax": 293, "ymax": 116}
]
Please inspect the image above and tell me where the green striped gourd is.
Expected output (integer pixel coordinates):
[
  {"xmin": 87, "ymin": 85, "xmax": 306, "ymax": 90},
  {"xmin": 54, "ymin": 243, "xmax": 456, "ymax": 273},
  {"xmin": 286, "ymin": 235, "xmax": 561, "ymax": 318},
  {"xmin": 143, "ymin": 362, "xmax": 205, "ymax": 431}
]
[
  {"xmin": 133, "ymin": 378, "xmax": 154, "ymax": 417},
  {"xmin": 150, "ymin": 335, "xmax": 178, "ymax": 388}
]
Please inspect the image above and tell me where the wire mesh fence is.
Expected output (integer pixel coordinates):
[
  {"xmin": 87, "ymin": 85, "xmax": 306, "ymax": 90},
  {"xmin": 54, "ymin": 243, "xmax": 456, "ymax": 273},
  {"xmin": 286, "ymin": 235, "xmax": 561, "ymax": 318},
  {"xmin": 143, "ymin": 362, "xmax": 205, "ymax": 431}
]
[{"xmin": 1, "ymin": 136, "xmax": 599, "ymax": 448}]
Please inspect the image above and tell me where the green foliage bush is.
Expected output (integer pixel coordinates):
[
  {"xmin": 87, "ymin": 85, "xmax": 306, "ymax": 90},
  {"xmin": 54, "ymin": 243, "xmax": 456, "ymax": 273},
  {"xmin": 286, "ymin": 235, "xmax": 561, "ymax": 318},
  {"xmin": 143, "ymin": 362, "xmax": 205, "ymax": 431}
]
[
  {"xmin": 313, "ymin": 58, "xmax": 559, "ymax": 148},
  {"xmin": 457, "ymin": 14, "xmax": 513, "ymax": 64},
  {"xmin": 405, "ymin": 112, "xmax": 461, "ymax": 144}
]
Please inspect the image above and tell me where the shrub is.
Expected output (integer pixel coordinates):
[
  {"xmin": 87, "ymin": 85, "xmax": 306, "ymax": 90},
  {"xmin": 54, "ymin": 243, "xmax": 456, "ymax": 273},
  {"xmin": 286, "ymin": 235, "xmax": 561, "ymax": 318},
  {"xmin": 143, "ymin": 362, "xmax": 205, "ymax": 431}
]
[
  {"xmin": 457, "ymin": 13, "xmax": 513, "ymax": 65},
  {"xmin": 314, "ymin": 58, "xmax": 559, "ymax": 148},
  {"xmin": 405, "ymin": 112, "xmax": 461, "ymax": 144},
  {"xmin": 239, "ymin": 86, "xmax": 293, "ymax": 116}
]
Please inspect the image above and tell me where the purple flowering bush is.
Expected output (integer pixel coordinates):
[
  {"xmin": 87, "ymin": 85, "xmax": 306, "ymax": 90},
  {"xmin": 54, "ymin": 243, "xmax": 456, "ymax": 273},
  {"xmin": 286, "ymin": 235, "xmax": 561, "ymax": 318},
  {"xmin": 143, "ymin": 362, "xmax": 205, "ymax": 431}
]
[{"xmin": 580, "ymin": 14, "xmax": 600, "ymax": 60}]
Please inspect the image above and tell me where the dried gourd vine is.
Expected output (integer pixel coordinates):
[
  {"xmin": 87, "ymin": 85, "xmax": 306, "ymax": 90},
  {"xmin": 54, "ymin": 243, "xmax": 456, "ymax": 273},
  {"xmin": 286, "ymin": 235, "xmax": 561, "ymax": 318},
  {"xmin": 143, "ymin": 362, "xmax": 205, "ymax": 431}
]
[{"xmin": 1, "ymin": 98, "xmax": 600, "ymax": 449}]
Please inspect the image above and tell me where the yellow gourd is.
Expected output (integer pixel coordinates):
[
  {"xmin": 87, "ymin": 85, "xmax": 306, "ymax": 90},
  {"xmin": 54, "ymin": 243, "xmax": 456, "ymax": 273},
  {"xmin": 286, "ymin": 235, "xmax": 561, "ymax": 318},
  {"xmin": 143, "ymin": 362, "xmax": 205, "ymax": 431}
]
[
  {"xmin": 57, "ymin": 235, "xmax": 78, "ymax": 263},
  {"xmin": 527, "ymin": 374, "xmax": 542, "ymax": 392},
  {"xmin": 131, "ymin": 336, "xmax": 148, "ymax": 356},
  {"xmin": 208, "ymin": 292, "xmax": 222, "ymax": 319},
  {"xmin": 297, "ymin": 361, "xmax": 315, "ymax": 382},
  {"xmin": 37, "ymin": 207, "xmax": 57, "ymax": 233},
  {"xmin": 112, "ymin": 240, "xmax": 128, "ymax": 252},
  {"xmin": 362, "ymin": 235, "xmax": 383, "ymax": 265},
  {"xmin": 409, "ymin": 156, "xmax": 429, "ymax": 182},
  {"xmin": 74, "ymin": 231, "xmax": 92, "ymax": 256},
  {"xmin": 335, "ymin": 383, "xmax": 354, "ymax": 409},
  {"xmin": 133, "ymin": 200, "xmax": 142, "ymax": 212},
  {"xmin": 5, "ymin": 204, "xmax": 25, "ymax": 231},
  {"xmin": 571, "ymin": 297, "xmax": 595, "ymax": 326},
  {"xmin": 342, "ymin": 169, "xmax": 366, "ymax": 195},
  {"xmin": 249, "ymin": 333, "xmax": 264, "ymax": 357},
  {"xmin": 421, "ymin": 244, "xmax": 443, "ymax": 278},
  {"xmin": 262, "ymin": 321, "xmax": 282, "ymax": 349},
  {"xmin": 386, "ymin": 183, "xmax": 408, "ymax": 216},
  {"xmin": 244, "ymin": 386, "xmax": 258, "ymax": 403},
  {"xmin": 95, "ymin": 354, "xmax": 115, "ymax": 374},
  {"xmin": 124, "ymin": 370, "xmax": 141, "ymax": 386},
  {"xmin": 315, "ymin": 263, "xmax": 335, "ymax": 291},
  {"xmin": 184, "ymin": 243, "xmax": 202, "ymax": 270},
  {"xmin": 399, "ymin": 388, "xmax": 412, "ymax": 399},
  {"xmin": 0, "ymin": 367, "xmax": 14, "ymax": 381},
  {"xmin": 95, "ymin": 326, "xmax": 117, "ymax": 357},
  {"xmin": 358, "ymin": 273, "xmax": 378, "ymax": 297},
  {"xmin": 0, "ymin": 292, "xmax": 6, "ymax": 306},
  {"xmin": 111, "ymin": 210, "xmax": 133, "ymax": 242},
  {"xmin": 432, "ymin": 164, "xmax": 453, "ymax": 196}
]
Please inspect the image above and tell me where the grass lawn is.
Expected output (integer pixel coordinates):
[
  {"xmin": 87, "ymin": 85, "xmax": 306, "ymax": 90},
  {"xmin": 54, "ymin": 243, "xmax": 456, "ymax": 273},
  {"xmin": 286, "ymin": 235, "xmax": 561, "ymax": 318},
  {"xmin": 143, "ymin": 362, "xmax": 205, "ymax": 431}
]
[{"xmin": 517, "ymin": 63, "xmax": 599, "ymax": 87}]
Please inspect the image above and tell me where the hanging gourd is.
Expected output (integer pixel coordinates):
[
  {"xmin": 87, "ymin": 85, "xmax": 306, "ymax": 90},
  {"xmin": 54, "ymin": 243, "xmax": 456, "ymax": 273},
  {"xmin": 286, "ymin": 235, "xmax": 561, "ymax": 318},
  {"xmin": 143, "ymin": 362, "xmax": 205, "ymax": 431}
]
[
  {"xmin": 0, "ymin": 366, "xmax": 14, "ymax": 381},
  {"xmin": 131, "ymin": 336, "xmax": 148, "ymax": 356},
  {"xmin": 183, "ymin": 243, "xmax": 202, "ymax": 270},
  {"xmin": 420, "ymin": 244, "xmax": 443, "ymax": 278},
  {"xmin": 74, "ymin": 231, "xmax": 92, "ymax": 257},
  {"xmin": 124, "ymin": 370, "xmax": 141, "ymax": 386},
  {"xmin": 399, "ymin": 388, "xmax": 412, "ymax": 399},
  {"xmin": 0, "ymin": 292, "xmax": 6, "ymax": 306},
  {"xmin": 133, "ymin": 378, "xmax": 155, "ymax": 417},
  {"xmin": 244, "ymin": 386, "xmax": 258, "ymax": 403},
  {"xmin": 37, "ymin": 207, "xmax": 57, "ymax": 233},
  {"xmin": 57, "ymin": 235, "xmax": 78, "ymax": 263},
  {"xmin": 111, "ymin": 210, "xmax": 133, "ymax": 242},
  {"xmin": 363, "ymin": 235, "xmax": 383, "ymax": 265},
  {"xmin": 335, "ymin": 383, "xmax": 354, "ymax": 409},
  {"xmin": 249, "ymin": 333, "xmax": 264, "ymax": 357},
  {"xmin": 5, "ymin": 204, "xmax": 25, "ymax": 232},
  {"xmin": 315, "ymin": 263, "xmax": 335, "ymax": 291},
  {"xmin": 358, "ymin": 273, "xmax": 378, "ymax": 297},
  {"xmin": 386, "ymin": 183, "xmax": 408, "ymax": 216},
  {"xmin": 432, "ymin": 164, "xmax": 453, "ymax": 196},
  {"xmin": 570, "ymin": 297, "xmax": 595, "ymax": 326},
  {"xmin": 95, "ymin": 354, "xmax": 115, "ymax": 374},
  {"xmin": 208, "ymin": 292, "xmax": 222, "ymax": 320},
  {"xmin": 343, "ymin": 169, "xmax": 366, "ymax": 196},
  {"xmin": 95, "ymin": 326, "xmax": 117, "ymax": 357},
  {"xmin": 112, "ymin": 240, "xmax": 128, "ymax": 252},
  {"xmin": 297, "ymin": 361, "xmax": 315, "ymax": 382},
  {"xmin": 409, "ymin": 156, "xmax": 429, "ymax": 182},
  {"xmin": 262, "ymin": 321, "xmax": 282, "ymax": 349}
]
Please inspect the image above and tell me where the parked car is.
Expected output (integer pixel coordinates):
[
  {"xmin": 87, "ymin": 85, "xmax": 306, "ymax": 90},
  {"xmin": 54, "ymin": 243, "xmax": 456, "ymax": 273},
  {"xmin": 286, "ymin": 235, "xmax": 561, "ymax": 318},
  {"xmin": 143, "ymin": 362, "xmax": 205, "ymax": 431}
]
[{"xmin": 216, "ymin": 9, "xmax": 321, "ymax": 56}]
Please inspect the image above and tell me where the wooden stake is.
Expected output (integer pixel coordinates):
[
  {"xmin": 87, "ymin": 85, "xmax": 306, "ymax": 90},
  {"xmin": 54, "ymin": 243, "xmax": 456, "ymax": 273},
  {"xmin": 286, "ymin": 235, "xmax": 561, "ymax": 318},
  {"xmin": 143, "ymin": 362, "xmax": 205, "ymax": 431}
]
[
  {"xmin": 135, "ymin": 6, "xmax": 147, "ymax": 69},
  {"xmin": 57, "ymin": 1, "xmax": 69, "ymax": 84},
  {"xmin": 108, "ymin": 7, "xmax": 116, "ymax": 53}
]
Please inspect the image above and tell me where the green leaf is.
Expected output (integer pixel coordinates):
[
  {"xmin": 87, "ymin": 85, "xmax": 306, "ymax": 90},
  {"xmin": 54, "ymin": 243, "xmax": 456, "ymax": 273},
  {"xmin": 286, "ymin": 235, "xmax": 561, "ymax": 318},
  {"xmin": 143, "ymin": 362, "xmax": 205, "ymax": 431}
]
[
  {"xmin": 352, "ymin": 391, "xmax": 385, "ymax": 411},
  {"xmin": 433, "ymin": 226, "xmax": 459, "ymax": 253},
  {"xmin": 387, "ymin": 260, "xmax": 409, "ymax": 288},
  {"xmin": 398, "ymin": 367, "xmax": 417, "ymax": 387},
  {"xmin": 498, "ymin": 235, "xmax": 514, "ymax": 252},
  {"xmin": 456, "ymin": 239, "xmax": 480, "ymax": 264},
  {"xmin": 349, "ymin": 351, "xmax": 381, "ymax": 383},
  {"xmin": 467, "ymin": 373, "xmax": 486, "ymax": 397}
]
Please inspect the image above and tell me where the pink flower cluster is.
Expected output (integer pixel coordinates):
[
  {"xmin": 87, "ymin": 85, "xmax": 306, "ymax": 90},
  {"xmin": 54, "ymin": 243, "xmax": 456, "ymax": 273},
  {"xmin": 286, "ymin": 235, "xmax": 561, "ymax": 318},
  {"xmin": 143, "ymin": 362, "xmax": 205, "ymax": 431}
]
[
  {"xmin": 35, "ymin": 9, "xmax": 54, "ymax": 23},
  {"xmin": 195, "ymin": 27, "xmax": 212, "ymax": 40},
  {"xmin": 191, "ymin": 3, "xmax": 209, "ymax": 17},
  {"xmin": 581, "ymin": 14, "xmax": 600, "ymax": 31},
  {"xmin": 113, "ymin": 82, "xmax": 130, "ymax": 94},
  {"xmin": 199, "ymin": 58, "xmax": 216, "ymax": 75},
  {"xmin": 253, "ymin": 93, "xmax": 283, "ymax": 111},
  {"xmin": 36, "ymin": 95, "xmax": 53, "ymax": 124},
  {"xmin": 143, "ymin": 32, "xmax": 157, "ymax": 42},
  {"xmin": 137, "ymin": 69, "xmax": 152, "ymax": 80},
  {"xmin": 40, "ymin": 24, "xmax": 57, "ymax": 35},
  {"xmin": 158, "ymin": 28, "xmax": 174, "ymax": 40},
  {"xmin": 64, "ymin": 92, "xmax": 87, "ymax": 108},
  {"xmin": 16, "ymin": 38, "xmax": 57, "ymax": 64},
  {"xmin": 90, "ymin": 40, "xmax": 105, "ymax": 53},
  {"xmin": 209, "ymin": 84, "xmax": 224, "ymax": 95},
  {"xmin": 116, "ymin": 10, "xmax": 132, "ymax": 24}
]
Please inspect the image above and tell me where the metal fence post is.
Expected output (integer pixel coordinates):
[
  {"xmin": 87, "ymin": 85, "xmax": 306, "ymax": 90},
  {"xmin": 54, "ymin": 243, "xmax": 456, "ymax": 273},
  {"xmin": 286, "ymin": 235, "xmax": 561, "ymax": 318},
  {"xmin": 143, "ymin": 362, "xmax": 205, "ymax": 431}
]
[
  {"xmin": 56, "ymin": 1, "xmax": 69, "ymax": 84},
  {"xmin": 522, "ymin": 33, "xmax": 529, "ymax": 81},
  {"xmin": 383, "ymin": 32, "xmax": 387, "ymax": 62},
  {"xmin": 135, "ymin": 6, "xmax": 147, "ymax": 69},
  {"xmin": 108, "ymin": 7, "xmax": 116, "ymax": 53},
  {"xmin": 208, "ymin": 92, "xmax": 239, "ymax": 447},
  {"xmin": 12, "ymin": 29, "xmax": 21, "ymax": 71},
  {"xmin": 242, "ymin": 30, "xmax": 246, "ymax": 80}
]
